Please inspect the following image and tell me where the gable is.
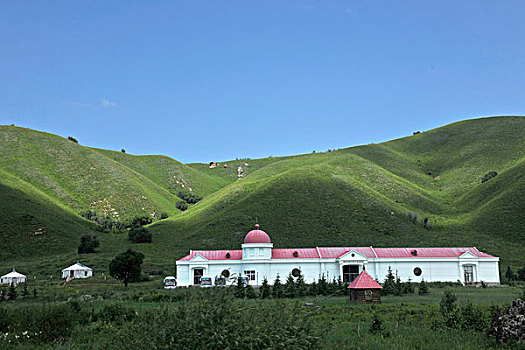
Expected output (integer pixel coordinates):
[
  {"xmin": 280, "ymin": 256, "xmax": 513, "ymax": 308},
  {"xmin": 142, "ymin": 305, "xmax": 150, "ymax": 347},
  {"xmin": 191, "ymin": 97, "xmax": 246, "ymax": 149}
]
[
  {"xmin": 189, "ymin": 254, "xmax": 208, "ymax": 262},
  {"xmin": 338, "ymin": 250, "xmax": 368, "ymax": 261},
  {"xmin": 459, "ymin": 251, "xmax": 478, "ymax": 259}
]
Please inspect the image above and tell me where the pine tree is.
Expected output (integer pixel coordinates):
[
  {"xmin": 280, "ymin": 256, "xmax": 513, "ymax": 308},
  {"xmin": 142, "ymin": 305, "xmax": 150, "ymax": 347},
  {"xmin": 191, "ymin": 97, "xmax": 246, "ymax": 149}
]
[
  {"xmin": 505, "ymin": 266, "xmax": 516, "ymax": 281},
  {"xmin": 309, "ymin": 281, "xmax": 318, "ymax": 296},
  {"xmin": 234, "ymin": 277, "xmax": 246, "ymax": 298},
  {"xmin": 259, "ymin": 277, "xmax": 271, "ymax": 299},
  {"xmin": 22, "ymin": 283, "xmax": 29, "ymax": 299},
  {"xmin": 8, "ymin": 282, "xmax": 17, "ymax": 301},
  {"xmin": 295, "ymin": 271, "xmax": 307, "ymax": 297},
  {"xmin": 284, "ymin": 274, "xmax": 296, "ymax": 298},
  {"xmin": 405, "ymin": 278, "xmax": 415, "ymax": 294},
  {"xmin": 272, "ymin": 274, "xmax": 283, "ymax": 298},
  {"xmin": 382, "ymin": 266, "xmax": 396, "ymax": 295},
  {"xmin": 317, "ymin": 274, "xmax": 329, "ymax": 296},
  {"xmin": 418, "ymin": 279, "xmax": 429, "ymax": 295},
  {"xmin": 245, "ymin": 284, "xmax": 257, "ymax": 299},
  {"xmin": 393, "ymin": 272, "xmax": 403, "ymax": 296}
]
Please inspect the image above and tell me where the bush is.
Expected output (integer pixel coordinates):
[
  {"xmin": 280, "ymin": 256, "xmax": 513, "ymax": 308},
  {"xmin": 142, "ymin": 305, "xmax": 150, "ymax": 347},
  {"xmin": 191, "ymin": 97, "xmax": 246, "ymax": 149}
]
[
  {"xmin": 440, "ymin": 290, "xmax": 457, "ymax": 317},
  {"xmin": 176, "ymin": 201, "xmax": 188, "ymax": 211},
  {"xmin": 129, "ymin": 216, "xmax": 153, "ymax": 227},
  {"xmin": 109, "ymin": 249, "xmax": 145, "ymax": 287},
  {"xmin": 418, "ymin": 279, "xmax": 429, "ymax": 295},
  {"xmin": 95, "ymin": 303, "xmax": 136, "ymax": 324},
  {"xmin": 160, "ymin": 213, "xmax": 169, "ymax": 220},
  {"xmin": 481, "ymin": 171, "xmax": 498, "ymax": 183},
  {"xmin": 78, "ymin": 233, "xmax": 100, "ymax": 254},
  {"xmin": 176, "ymin": 191, "xmax": 203, "ymax": 204},
  {"xmin": 128, "ymin": 226, "xmax": 152, "ymax": 243},
  {"xmin": 67, "ymin": 136, "xmax": 78, "ymax": 143}
]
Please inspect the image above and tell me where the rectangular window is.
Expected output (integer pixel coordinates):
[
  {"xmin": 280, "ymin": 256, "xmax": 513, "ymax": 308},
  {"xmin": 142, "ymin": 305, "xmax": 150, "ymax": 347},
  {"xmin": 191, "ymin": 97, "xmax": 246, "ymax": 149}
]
[
  {"xmin": 464, "ymin": 265, "xmax": 474, "ymax": 282},
  {"xmin": 244, "ymin": 270, "xmax": 256, "ymax": 281}
]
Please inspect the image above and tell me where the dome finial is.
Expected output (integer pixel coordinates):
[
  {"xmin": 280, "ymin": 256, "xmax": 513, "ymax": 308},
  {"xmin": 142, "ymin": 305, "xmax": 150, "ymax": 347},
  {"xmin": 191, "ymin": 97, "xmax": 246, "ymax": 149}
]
[{"xmin": 255, "ymin": 224, "xmax": 260, "ymax": 229}]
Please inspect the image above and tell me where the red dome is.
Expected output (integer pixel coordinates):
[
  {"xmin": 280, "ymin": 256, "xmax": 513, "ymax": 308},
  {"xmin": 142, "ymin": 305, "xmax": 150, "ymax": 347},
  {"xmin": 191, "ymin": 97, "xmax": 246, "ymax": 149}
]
[{"xmin": 244, "ymin": 226, "xmax": 271, "ymax": 244}]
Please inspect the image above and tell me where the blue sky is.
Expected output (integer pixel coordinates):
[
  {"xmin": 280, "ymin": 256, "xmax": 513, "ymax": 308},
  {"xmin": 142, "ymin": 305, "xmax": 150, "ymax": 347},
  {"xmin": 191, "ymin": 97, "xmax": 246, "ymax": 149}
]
[{"xmin": 1, "ymin": 1, "xmax": 524, "ymax": 163}]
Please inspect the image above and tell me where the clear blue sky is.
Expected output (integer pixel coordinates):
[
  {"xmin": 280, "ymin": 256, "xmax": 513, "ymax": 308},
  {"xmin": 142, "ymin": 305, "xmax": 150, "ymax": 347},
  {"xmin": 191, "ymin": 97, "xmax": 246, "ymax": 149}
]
[{"xmin": 1, "ymin": 1, "xmax": 524, "ymax": 163}]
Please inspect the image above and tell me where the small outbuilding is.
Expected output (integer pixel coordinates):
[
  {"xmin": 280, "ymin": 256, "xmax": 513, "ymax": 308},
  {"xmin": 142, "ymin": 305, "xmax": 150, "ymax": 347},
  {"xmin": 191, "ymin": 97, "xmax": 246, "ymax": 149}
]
[
  {"xmin": 61, "ymin": 262, "xmax": 93, "ymax": 280},
  {"xmin": 348, "ymin": 268, "xmax": 382, "ymax": 304},
  {"xmin": 1, "ymin": 268, "xmax": 27, "ymax": 286}
]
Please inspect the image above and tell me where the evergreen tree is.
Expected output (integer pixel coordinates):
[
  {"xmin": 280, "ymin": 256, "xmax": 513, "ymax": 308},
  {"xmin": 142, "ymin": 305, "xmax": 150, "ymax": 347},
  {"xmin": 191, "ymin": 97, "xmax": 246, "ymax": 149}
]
[
  {"xmin": 272, "ymin": 274, "xmax": 283, "ymax": 298},
  {"xmin": 245, "ymin": 284, "xmax": 257, "ymax": 299},
  {"xmin": 505, "ymin": 266, "xmax": 516, "ymax": 281},
  {"xmin": 382, "ymin": 266, "xmax": 396, "ymax": 295},
  {"xmin": 317, "ymin": 274, "xmax": 329, "ymax": 296},
  {"xmin": 405, "ymin": 278, "xmax": 415, "ymax": 294},
  {"xmin": 22, "ymin": 283, "xmax": 29, "ymax": 299},
  {"xmin": 295, "ymin": 271, "xmax": 307, "ymax": 297},
  {"xmin": 8, "ymin": 282, "xmax": 17, "ymax": 301},
  {"xmin": 78, "ymin": 232, "xmax": 100, "ymax": 254},
  {"xmin": 234, "ymin": 277, "xmax": 246, "ymax": 298},
  {"xmin": 309, "ymin": 281, "xmax": 318, "ymax": 296},
  {"xmin": 418, "ymin": 279, "xmax": 429, "ymax": 295},
  {"xmin": 33, "ymin": 288, "xmax": 37, "ymax": 299},
  {"xmin": 336, "ymin": 277, "xmax": 344, "ymax": 295},
  {"xmin": 259, "ymin": 277, "xmax": 271, "ymax": 299},
  {"xmin": 284, "ymin": 273, "xmax": 296, "ymax": 298},
  {"xmin": 329, "ymin": 277, "xmax": 339, "ymax": 295},
  {"xmin": 109, "ymin": 249, "xmax": 145, "ymax": 288},
  {"xmin": 518, "ymin": 263, "xmax": 525, "ymax": 281},
  {"xmin": 394, "ymin": 272, "xmax": 404, "ymax": 296}
]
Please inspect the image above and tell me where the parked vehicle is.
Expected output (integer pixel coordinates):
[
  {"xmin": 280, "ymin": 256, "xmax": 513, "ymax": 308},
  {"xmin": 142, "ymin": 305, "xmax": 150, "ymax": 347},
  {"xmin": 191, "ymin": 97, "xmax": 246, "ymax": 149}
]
[
  {"xmin": 215, "ymin": 276, "xmax": 227, "ymax": 287},
  {"xmin": 238, "ymin": 275, "xmax": 249, "ymax": 287},
  {"xmin": 163, "ymin": 276, "xmax": 177, "ymax": 289},
  {"xmin": 200, "ymin": 276, "xmax": 213, "ymax": 288}
]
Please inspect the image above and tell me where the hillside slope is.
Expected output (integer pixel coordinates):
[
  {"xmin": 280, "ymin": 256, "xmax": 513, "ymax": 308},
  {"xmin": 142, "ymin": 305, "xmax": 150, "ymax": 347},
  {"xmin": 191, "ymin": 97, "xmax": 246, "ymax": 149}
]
[{"xmin": 0, "ymin": 117, "xmax": 523, "ymax": 275}]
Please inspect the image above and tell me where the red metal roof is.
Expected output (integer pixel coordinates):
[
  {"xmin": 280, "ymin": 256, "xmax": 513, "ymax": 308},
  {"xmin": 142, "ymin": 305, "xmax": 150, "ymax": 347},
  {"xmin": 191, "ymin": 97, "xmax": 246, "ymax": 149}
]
[
  {"xmin": 372, "ymin": 247, "xmax": 494, "ymax": 258},
  {"xmin": 177, "ymin": 250, "xmax": 242, "ymax": 261},
  {"xmin": 348, "ymin": 269, "xmax": 382, "ymax": 289},
  {"xmin": 178, "ymin": 247, "xmax": 494, "ymax": 261}
]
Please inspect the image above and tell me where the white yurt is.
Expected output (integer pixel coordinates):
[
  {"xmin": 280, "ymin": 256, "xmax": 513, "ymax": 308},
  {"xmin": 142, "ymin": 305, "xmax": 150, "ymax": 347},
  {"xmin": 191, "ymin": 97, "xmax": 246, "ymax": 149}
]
[
  {"xmin": 61, "ymin": 262, "xmax": 93, "ymax": 279},
  {"xmin": 1, "ymin": 268, "xmax": 27, "ymax": 286}
]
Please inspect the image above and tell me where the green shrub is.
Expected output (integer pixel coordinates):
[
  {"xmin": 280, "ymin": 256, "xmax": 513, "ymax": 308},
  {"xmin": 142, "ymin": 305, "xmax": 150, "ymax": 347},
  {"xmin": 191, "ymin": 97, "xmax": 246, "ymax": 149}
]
[
  {"xmin": 78, "ymin": 232, "xmax": 100, "ymax": 253},
  {"xmin": 175, "ymin": 201, "xmax": 188, "ymax": 211},
  {"xmin": 481, "ymin": 171, "xmax": 498, "ymax": 183},
  {"xmin": 95, "ymin": 303, "xmax": 136, "ymax": 324},
  {"xmin": 177, "ymin": 191, "xmax": 203, "ymax": 204},
  {"xmin": 128, "ymin": 226, "xmax": 152, "ymax": 243}
]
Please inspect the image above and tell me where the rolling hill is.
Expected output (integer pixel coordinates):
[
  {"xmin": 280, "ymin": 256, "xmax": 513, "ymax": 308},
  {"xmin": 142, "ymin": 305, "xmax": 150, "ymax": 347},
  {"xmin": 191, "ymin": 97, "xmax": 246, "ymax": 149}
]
[{"xmin": 0, "ymin": 116, "xmax": 524, "ymax": 278}]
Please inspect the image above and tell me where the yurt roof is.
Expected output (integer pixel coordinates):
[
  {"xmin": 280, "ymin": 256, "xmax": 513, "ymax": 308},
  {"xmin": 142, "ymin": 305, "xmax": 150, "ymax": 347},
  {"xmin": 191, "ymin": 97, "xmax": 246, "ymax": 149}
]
[
  {"xmin": 62, "ymin": 262, "xmax": 93, "ymax": 271},
  {"xmin": 1, "ymin": 268, "xmax": 26, "ymax": 279}
]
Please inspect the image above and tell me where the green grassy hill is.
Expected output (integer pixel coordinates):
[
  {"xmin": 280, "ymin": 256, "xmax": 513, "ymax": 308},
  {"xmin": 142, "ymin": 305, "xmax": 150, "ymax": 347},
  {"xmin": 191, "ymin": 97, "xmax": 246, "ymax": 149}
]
[{"xmin": 0, "ymin": 117, "xmax": 524, "ymax": 277}]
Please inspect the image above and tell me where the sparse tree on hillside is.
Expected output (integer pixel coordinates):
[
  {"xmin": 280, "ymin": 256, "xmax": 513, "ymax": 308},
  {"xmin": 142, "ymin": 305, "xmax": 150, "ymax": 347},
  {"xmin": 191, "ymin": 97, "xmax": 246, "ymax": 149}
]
[
  {"xmin": 176, "ymin": 201, "xmax": 188, "ymax": 211},
  {"xmin": 121, "ymin": 149, "xmax": 126, "ymax": 153},
  {"xmin": 109, "ymin": 249, "xmax": 145, "ymax": 288},
  {"xmin": 67, "ymin": 136, "xmax": 78, "ymax": 143},
  {"xmin": 128, "ymin": 226, "xmax": 152, "ymax": 243},
  {"xmin": 8, "ymin": 283, "xmax": 17, "ymax": 301},
  {"xmin": 78, "ymin": 233, "xmax": 100, "ymax": 254},
  {"xmin": 505, "ymin": 266, "xmax": 516, "ymax": 281}
]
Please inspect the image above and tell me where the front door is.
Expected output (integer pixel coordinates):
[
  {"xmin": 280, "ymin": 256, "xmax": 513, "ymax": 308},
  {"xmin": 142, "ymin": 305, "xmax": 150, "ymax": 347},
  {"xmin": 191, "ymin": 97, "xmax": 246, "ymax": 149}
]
[
  {"xmin": 343, "ymin": 265, "xmax": 360, "ymax": 283},
  {"xmin": 193, "ymin": 268, "xmax": 204, "ymax": 285}
]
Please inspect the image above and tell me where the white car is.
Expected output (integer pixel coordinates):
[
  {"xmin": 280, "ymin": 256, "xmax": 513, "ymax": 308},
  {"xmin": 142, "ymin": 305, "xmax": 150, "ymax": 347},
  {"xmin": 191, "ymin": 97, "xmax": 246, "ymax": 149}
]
[
  {"xmin": 163, "ymin": 276, "xmax": 177, "ymax": 289},
  {"xmin": 200, "ymin": 276, "xmax": 213, "ymax": 288}
]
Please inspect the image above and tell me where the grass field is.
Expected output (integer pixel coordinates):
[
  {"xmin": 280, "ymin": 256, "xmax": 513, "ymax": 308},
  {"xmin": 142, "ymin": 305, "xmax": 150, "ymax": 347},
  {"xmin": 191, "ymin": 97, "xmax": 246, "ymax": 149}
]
[
  {"xmin": 0, "ymin": 116, "xmax": 524, "ymax": 278},
  {"xmin": 0, "ymin": 278, "xmax": 524, "ymax": 349}
]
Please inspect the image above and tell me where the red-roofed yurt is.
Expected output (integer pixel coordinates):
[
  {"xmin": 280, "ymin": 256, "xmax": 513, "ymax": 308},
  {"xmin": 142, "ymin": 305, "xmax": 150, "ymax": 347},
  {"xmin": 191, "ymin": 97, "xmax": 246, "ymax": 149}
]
[{"xmin": 348, "ymin": 268, "xmax": 382, "ymax": 303}]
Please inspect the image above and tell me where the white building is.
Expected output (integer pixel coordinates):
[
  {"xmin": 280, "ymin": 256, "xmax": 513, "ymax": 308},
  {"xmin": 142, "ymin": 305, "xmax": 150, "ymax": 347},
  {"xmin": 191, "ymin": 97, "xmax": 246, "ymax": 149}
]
[
  {"xmin": 0, "ymin": 268, "xmax": 27, "ymax": 286},
  {"xmin": 176, "ymin": 225, "xmax": 501, "ymax": 286},
  {"xmin": 61, "ymin": 262, "xmax": 93, "ymax": 279}
]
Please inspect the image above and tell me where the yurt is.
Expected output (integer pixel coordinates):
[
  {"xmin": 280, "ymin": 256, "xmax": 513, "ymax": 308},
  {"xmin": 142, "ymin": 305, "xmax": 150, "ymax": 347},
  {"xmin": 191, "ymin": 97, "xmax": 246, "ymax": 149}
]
[
  {"xmin": 61, "ymin": 262, "xmax": 93, "ymax": 279},
  {"xmin": 1, "ymin": 268, "xmax": 27, "ymax": 286}
]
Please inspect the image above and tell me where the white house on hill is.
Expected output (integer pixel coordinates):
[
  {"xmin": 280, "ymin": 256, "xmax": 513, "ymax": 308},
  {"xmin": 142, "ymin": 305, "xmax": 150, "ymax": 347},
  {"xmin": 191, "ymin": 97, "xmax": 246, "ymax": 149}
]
[
  {"xmin": 62, "ymin": 262, "xmax": 93, "ymax": 279},
  {"xmin": 1, "ymin": 268, "xmax": 27, "ymax": 286},
  {"xmin": 176, "ymin": 225, "xmax": 501, "ymax": 286}
]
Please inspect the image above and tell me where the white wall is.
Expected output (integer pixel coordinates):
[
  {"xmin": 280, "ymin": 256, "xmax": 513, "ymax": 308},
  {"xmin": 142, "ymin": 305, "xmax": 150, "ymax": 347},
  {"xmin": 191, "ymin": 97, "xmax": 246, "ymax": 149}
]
[{"xmin": 177, "ymin": 258, "xmax": 500, "ymax": 286}]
